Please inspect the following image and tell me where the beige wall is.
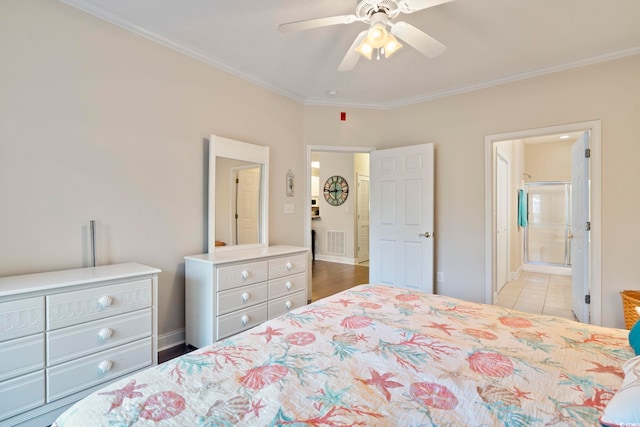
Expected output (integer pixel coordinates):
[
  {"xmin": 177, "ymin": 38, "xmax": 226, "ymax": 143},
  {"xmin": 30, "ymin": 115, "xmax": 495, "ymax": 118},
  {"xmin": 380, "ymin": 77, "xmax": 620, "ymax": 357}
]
[
  {"xmin": 312, "ymin": 152, "xmax": 356, "ymax": 262},
  {"xmin": 2, "ymin": 1, "xmax": 639, "ymax": 332},
  {"xmin": 304, "ymin": 56, "xmax": 640, "ymax": 328},
  {"xmin": 525, "ymin": 140, "xmax": 573, "ymax": 182},
  {"xmin": 0, "ymin": 1, "xmax": 305, "ymax": 340}
]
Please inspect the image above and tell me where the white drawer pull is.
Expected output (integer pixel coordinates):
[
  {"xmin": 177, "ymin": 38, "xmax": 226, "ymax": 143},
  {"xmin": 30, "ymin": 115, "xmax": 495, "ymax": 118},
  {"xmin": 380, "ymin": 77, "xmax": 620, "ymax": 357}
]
[
  {"xmin": 98, "ymin": 295, "xmax": 113, "ymax": 309},
  {"xmin": 285, "ymin": 300, "xmax": 292, "ymax": 310},
  {"xmin": 98, "ymin": 327, "xmax": 113, "ymax": 341},
  {"xmin": 241, "ymin": 292, "xmax": 250, "ymax": 302},
  {"xmin": 241, "ymin": 315, "xmax": 249, "ymax": 325},
  {"xmin": 285, "ymin": 262, "xmax": 293, "ymax": 271},
  {"xmin": 241, "ymin": 270, "xmax": 249, "ymax": 280},
  {"xmin": 285, "ymin": 281, "xmax": 292, "ymax": 290},
  {"xmin": 98, "ymin": 360, "xmax": 113, "ymax": 374}
]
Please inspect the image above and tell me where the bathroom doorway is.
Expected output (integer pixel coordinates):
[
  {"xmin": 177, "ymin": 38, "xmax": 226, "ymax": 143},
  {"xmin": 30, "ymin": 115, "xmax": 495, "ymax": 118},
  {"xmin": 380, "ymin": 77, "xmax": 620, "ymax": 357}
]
[{"xmin": 485, "ymin": 120, "xmax": 602, "ymax": 325}]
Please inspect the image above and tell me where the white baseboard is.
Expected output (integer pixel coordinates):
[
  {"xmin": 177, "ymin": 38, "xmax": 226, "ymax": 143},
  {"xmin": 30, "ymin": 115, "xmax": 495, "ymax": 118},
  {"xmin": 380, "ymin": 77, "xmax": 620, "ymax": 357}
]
[
  {"xmin": 509, "ymin": 267, "xmax": 522, "ymax": 281},
  {"xmin": 157, "ymin": 328, "xmax": 185, "ymax": 351},
  {"xmin": 522, "ymin": 264, "xmax": 571, "ymax": 276},
  {"xmin": 314, "ymin": 254, "xmax": 357, "ymax": 265}
]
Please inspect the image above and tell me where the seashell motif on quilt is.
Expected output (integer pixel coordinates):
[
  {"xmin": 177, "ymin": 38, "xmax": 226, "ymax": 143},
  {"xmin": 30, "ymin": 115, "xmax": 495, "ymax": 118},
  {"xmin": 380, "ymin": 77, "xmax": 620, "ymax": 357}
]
[{"xmin": 205, "ymin": 395, "xmax": 251, "ymax": 423}]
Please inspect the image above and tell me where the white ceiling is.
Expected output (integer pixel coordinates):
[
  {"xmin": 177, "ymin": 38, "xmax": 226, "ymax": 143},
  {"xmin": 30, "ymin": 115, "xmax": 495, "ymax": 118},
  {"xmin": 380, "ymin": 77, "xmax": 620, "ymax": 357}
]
[{"xmin": 60, "ymin": 0, "xmax": 640, "ymax": 109}]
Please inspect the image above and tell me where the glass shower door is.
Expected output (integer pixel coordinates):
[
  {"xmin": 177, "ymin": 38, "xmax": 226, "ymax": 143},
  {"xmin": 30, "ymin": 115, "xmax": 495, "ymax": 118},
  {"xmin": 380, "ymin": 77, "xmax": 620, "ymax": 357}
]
[{"xmin": 524, "ymin": 182, "xmax": 571, "ymax": 266}]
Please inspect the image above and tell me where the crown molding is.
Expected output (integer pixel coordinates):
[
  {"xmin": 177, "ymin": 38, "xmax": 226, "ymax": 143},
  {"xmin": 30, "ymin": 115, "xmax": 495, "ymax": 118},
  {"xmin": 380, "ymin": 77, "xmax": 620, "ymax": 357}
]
[
  {"xmin": 58, "ymin": 0, "xmax": 305, "ymax": 104},
  {"xmin": 58, "ymin": 1, "xmax": 640, "ymax": 111},
  {"xmin": 382, "ymin": 45, "xmax": 640, "ymax": 110}
]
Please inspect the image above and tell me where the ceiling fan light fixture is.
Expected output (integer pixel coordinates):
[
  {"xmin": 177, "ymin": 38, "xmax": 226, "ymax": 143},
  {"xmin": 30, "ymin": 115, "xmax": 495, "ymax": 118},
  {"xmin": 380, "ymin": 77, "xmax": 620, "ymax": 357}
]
[
  {"xmin": 384, "ymin": 34, "xmax": 402, "ymax": 57},
  {"xmin": 367, "ymin": 22, "xmax": 389, "ymax": 48},
  {"xmin": 356, "ymin": 39, "xmax": 374, "ymax": 60},
  {"xmin": 355, "ymin": 11, "xmax": 402, "ymax": 61}
]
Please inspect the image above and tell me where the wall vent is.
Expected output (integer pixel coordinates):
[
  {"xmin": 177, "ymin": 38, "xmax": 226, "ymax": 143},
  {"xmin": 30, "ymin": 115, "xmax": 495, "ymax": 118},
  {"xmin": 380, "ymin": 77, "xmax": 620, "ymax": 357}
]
[{"xmin": 326, "ymin": 231, "xmax": 346, "ymax": 255}]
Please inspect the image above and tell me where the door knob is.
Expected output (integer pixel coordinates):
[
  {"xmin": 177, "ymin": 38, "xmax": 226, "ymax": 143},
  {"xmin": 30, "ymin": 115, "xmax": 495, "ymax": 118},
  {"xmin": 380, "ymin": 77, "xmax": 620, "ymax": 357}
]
[
  {"xmin": 418, "ymin": 232, "xmax": 431, "ymax": 238},
  {"xmin": 567, "ymin": 233, "xmax": 574, "ymax": 239}
]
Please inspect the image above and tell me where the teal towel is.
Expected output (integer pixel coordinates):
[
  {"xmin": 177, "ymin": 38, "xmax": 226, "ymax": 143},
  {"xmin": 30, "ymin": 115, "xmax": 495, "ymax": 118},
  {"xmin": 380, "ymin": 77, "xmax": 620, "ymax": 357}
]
[{"xmin": 518, "ymin": 189, "xmax": 528, "ymax": 227}]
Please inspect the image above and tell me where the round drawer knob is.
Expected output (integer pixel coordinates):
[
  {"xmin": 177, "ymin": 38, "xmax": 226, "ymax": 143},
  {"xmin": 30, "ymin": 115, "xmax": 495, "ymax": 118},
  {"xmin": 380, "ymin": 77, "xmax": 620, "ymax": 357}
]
[
  {"xmin": 98, "ymin": 295, "xmax": 113, "ymax": 309},
  {"xmin": 98, "ymin": 360, "xmax": 113, "ymax": 374},
  {"xmin": 241, "ymin": 315, "xmax": 249, "ymax": 325},
  {"xmin": 285, "ymin": 300, "xmax": 292, "ymax": 310},
  {"xmin": 241, "ymin": 292, "xmax": 250, "ymax": 302},
  {"xmin": 285, "ymin": 281, "xmax": 292, "ymax": 290},
  {"xmin": 285, "ymin": 262, "xmax": 293, "ymax": 271},
  {"xmin": 98, "ymin": 327, "xmax": 113, "ymax": 341},
  {"xmin": 241, "ymin": 270, "xmax": 249, "ymax": 280}
]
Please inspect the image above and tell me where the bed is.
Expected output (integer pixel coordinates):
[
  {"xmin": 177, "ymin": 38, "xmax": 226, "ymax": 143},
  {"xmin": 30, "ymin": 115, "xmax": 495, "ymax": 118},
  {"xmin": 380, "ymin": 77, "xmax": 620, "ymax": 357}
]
[{"xmin": 53, "ymin": 284, "xmax": 638, "ymax": 426}]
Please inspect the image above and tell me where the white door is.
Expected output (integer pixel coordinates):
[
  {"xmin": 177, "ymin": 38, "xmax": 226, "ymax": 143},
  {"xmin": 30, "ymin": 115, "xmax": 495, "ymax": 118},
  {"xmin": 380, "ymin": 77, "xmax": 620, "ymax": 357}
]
[
  {"xmin": 571, "ymin": 132, "xmax": 590, "ymax": 323},
  {"xmin": 496, "ymin": 154, "xmax": 509, "ymax": 293},
  {"xmin": 369, "ymin": 144, "xmax": 434, "ymax": 293},
  {"xmin": 356, "ymin": 174, "xmax": 370, "ymax": 264},
  {"xmin": 235, "ymin": 166, "xmax": 261, "ymax": 245}
]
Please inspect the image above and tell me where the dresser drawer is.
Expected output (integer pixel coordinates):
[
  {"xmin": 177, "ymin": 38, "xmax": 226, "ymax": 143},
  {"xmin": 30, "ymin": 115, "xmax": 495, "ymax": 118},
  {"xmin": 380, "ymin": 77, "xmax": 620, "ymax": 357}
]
[
  {"xmin": 47, "ymin": 309, "xmax": 152, "ymax": 366},
  {"xmin": 0, "ymin": 297, "xmax": 45, "ymax": 342},
  {"xmin": 0, "ymin": 334, "xmax": 44, "ymax": 382},
  {"xmin": 47, "ymin": 338, "xmax": 152, "ymax": 402},
  {"xmin": 268, "ymin": 291, "xmax": 307, "ymax": 319},
  {"xmin": 217, "ymin": 303, "xmax": 267, "ymax": 341},
  {"xmin": 268, "ymin": 273, "xmax": 306, "ymax": 300},
  {"xmin": 217, "ymin": 282, "xmax": 268, "ymax": 316},
  {"xmin": 47, "ymin": 278, "xmax": 152, "ymax": 330},
  {"xmin": 269, "ymin": 254, "xmax": 307, "ymax": 279},
  {"xmin": 0, "ymin": 371, "xmax": 45, "ymax": 421},
  {"xmin": 216, "ymin": 261, "xmax": 268, "ymax": 291}
]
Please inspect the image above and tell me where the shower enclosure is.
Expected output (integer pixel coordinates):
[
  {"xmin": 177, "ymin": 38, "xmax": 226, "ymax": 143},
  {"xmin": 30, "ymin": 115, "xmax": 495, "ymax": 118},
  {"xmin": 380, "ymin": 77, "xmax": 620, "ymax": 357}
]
[{"xmin": 524, "ymin": 182, "xmax": 571, "ymax": 267}]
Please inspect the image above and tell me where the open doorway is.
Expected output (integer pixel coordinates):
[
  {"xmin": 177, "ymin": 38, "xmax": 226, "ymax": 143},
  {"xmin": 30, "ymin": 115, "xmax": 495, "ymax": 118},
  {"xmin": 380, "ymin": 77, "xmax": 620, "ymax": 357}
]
[
  {"xmin": 305, "ymin": 146, "xmax": 374, "ymax": 301},
  {"xmin": 485, "ymin": 121, "xmax": 602, "ymax": 325}
]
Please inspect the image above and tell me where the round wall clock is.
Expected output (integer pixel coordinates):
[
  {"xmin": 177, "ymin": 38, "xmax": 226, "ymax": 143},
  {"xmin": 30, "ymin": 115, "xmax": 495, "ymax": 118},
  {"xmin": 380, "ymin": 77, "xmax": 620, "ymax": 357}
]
[{"xmin": 323, "ymin": 175, "xmax": 349, "ymax": 206}]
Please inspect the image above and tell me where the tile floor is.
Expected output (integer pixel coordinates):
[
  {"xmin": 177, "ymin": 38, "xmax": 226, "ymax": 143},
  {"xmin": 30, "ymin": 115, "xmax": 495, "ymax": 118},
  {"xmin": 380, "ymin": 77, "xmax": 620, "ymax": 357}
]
[{"xmin": 496, "ymin": 271, "xmax": 577, "ymax": 320}]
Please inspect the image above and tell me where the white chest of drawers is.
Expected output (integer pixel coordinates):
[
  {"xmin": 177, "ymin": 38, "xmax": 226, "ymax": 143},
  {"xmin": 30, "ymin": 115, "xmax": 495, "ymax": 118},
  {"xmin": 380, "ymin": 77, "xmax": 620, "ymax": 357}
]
[
  {"xmin": 0, "ymin": 263, "xmax": 159, "ymax": 427},
  {"xmin": 185, "ymin": 245, "xmax": 309, "ymax": 348}
]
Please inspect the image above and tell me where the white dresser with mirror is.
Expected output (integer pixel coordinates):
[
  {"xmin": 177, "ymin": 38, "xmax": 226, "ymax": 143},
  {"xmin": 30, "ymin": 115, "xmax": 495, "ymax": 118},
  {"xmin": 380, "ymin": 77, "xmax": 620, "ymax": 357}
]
[{"xmin": 185, "ymin": 135, "xmax": 309, "ymax": 348}]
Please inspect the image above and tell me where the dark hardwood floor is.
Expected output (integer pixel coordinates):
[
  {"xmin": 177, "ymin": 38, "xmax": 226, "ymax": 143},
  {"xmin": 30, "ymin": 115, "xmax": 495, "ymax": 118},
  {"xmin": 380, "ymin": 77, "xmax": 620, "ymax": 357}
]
[
  {"xmin": 159, "ymin": 260, "xmax": 369, "ymax": 363},
  {"xmin": 158, "ymin": 344, "xmax": 194, "ymax": 363},
  {"xmin": 311, "ymin": 260, "xmax": 370, "ymax": 301}
]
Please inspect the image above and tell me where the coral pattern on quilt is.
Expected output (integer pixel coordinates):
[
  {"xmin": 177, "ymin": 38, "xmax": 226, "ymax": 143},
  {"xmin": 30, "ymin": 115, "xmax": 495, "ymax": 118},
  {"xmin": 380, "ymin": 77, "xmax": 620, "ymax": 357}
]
[{"xmin": 54, "ymin": 284, "xmax": 633, "ymax": 426}]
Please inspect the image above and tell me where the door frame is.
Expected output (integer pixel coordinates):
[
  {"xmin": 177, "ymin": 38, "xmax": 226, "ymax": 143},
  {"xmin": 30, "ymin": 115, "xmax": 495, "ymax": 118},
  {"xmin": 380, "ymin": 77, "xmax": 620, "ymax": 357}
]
[
  {"xmin": 484, "ymin": 120, "xmax": 602, "ymax": 325},
  {"xmin": 305, "ymin": 145, "xmax": 376, "ymax": 297}
]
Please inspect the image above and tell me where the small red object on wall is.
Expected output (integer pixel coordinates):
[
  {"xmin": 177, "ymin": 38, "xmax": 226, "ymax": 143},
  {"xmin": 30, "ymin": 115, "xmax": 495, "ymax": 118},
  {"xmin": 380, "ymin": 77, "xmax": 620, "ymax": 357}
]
[{"xmin": 340, "ymin": 112, "xmax": 346, "ymax": 121}]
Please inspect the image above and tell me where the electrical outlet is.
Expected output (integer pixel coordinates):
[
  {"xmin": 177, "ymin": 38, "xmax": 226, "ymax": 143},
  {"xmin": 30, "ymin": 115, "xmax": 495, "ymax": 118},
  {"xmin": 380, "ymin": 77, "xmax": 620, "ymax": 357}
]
[{"xmin": 437, "ymin": 272, "xmax": 444, "ymax": 283}]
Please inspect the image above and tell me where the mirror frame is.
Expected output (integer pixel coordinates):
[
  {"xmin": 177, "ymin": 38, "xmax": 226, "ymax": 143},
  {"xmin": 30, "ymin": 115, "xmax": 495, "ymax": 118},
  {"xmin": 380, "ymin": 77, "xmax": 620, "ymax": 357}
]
[{"xmin": 209, "ymin": 135, "xmax": 269, "ymax": 253}]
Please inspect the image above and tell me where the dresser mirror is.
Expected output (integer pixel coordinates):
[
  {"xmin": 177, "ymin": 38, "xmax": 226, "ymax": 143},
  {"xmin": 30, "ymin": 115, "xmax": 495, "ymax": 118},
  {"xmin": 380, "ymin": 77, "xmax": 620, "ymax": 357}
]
[{"xmin": 209, "ymin": 135, "xmax": 269, "ymax": 253}]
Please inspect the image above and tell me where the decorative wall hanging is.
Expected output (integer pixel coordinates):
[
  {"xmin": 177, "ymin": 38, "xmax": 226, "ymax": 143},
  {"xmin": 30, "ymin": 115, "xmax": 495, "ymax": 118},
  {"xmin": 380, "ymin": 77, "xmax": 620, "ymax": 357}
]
[
  {"xmin": 286, "ymin": 169, "xmax": 294, "ymax": 197},
  {"xmin": 323, "ymin": 175, "xmax": 349, "ymax": 206}
]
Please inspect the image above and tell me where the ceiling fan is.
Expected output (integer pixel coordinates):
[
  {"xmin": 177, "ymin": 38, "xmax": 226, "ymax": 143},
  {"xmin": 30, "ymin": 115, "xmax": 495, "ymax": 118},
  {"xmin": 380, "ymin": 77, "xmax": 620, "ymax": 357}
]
[{"xmin": 278, "ymin": 0, "xmax": 453, "ymax": 71}]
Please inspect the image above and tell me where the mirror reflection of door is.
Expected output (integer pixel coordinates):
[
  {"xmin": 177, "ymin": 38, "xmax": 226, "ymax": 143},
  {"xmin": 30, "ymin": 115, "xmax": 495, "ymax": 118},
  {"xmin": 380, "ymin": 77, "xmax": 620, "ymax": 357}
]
[
  {"xmin": 233, "ymin": 166, "xmax": 261, "ymax": 245},
  {"xmin": 216, "ymin": 156, "xmax": 263, "ymax": 247}
]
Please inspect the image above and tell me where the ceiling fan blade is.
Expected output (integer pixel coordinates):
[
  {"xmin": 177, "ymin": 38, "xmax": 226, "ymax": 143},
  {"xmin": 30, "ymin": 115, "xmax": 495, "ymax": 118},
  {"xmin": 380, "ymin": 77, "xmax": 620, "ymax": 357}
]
[
  {"xmin": 391, "ymin": 21, "xmax": 446, "ymax": 58},
  {"xmin": 338, "ymin": 31, "xmax": 368, "ymax": 72},
  {"xmin": 399, "ymin": 0, "xmax": 454, "ymax": 13},
  {"xmin": 278, "ymin": 14, "xmax": 358, "ymax": 33}
]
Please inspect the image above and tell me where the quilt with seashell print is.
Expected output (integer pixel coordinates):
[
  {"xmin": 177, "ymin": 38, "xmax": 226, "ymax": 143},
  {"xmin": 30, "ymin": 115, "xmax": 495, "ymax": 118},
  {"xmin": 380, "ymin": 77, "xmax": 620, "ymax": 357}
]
[{"xmin": 54, "ymin": 284, "xmax": 633, "ymax": 426}]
